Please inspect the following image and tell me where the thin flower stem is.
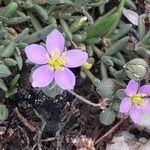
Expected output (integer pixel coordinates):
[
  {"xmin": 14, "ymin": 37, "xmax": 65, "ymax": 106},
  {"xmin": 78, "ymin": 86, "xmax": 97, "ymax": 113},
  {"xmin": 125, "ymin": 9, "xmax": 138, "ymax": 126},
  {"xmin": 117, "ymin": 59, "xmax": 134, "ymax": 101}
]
[
  {"xmin": 68, "ymin": 90, "xmax": 102, "ymax": 107},
  {"xmin": 71, "ymin": 41, "xmax": 78, "ymax": 48}
]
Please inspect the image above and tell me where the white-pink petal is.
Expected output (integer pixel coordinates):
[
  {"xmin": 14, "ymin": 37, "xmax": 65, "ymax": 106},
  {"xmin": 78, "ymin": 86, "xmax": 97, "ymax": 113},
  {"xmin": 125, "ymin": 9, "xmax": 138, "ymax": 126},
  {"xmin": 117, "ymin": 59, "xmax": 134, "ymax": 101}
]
[
  {"xmin": 63, "ymin": 49, "xmax": 88, "ymax": 68},
  {"xmin": 125, "ymin": 80, "xmax": 139, "ymax": 97},
  {"xmin": 25, "ymin": 44, "xmax": 48, "ymax": 64},
  {"xmin": 141, "ymin": 98, "xmax": 150, "ymax": 112},
  {"xmin": 54, "ymin": 68, "xmax": 75, "ymax": 90},
  {"xmin": 129, "ymin": 106, "xmax": 142, "ymax": 123},
  {"xmin": 138, "ymin": 85, "xmax": 150, "ymax": 96},
  {"xmin": 46, "ymin": 29, "xmax": 65, "ymax": 55},
  {"xmin": 119, "ymin": 97, "xmax": 131, "ymax": 113},
  {"xmin": 32, "ymin": 65, "xmax": 54, "ymax": 87}
]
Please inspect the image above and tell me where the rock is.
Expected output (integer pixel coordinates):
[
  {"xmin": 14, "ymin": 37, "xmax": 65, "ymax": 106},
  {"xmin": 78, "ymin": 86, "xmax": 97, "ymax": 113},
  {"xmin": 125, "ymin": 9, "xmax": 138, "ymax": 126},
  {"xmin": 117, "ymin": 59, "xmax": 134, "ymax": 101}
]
[
  {"xmin": 138, "ymin": 141, "xmax": 150, "ymax": 150},
  {"xmin": 106, "ymin": 136, "xmax": 130, "ymax": 150},
  {"xmin": 139, "ymin": 137, "xmax": 147, "ymax": 143},
  {"xmin": 118, "ymin": 131, "xmax": 136, "ymax": 142},
  {"xmin": 106, "ymin": 131, "xmax": 149, "ymax": 150},
  {"xmin": 137, "ymin": 112, "xmax": 150, "ymax": 132}
]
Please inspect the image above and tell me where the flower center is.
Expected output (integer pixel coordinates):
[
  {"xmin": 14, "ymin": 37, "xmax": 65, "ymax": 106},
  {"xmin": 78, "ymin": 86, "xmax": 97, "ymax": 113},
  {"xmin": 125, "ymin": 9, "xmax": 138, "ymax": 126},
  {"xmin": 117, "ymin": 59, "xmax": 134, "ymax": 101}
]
[
  {"xmin": 48, "ymin": 56, "xmax": 65, "ymax": 70},
  {"xmin": 131, "ymin": 94, "xmax": 144, "ymax": 105},
  {"xmin": 48, "ymin": 51, "xmax": 69, "ymax": 71}
]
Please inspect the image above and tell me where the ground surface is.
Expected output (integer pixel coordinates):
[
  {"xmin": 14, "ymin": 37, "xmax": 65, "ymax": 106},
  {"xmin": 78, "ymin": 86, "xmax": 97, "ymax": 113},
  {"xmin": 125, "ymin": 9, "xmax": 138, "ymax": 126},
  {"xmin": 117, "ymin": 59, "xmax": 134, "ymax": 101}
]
[{"xmin": 1, "ymin": 0, "xmax": 150, "ymax": 150}]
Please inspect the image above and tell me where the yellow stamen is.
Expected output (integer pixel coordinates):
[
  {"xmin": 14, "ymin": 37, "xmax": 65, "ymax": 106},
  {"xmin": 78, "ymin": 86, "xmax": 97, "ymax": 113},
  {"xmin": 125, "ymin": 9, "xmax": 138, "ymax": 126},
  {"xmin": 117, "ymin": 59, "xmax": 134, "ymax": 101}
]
[
  {"xmin": 48, "ymin": 49, "xmax": 68, "ymax": 70},
  {"xmin": 131, "ymin": 94, "xmax": 144, "ymax": 105},
  {"xmin": 48, "ymin": 57, "xmax": 64, "ymax": 70}
]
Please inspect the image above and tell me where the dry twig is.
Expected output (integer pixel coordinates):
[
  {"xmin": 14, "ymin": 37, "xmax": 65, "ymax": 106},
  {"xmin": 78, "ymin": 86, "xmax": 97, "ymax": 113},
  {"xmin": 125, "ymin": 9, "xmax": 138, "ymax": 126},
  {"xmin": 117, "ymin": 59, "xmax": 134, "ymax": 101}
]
[
  {"xmin": 32, "ymin": 109, "xmax": 55, "ymax": 150},
  {"xmin": 56, "ymin": 101, "xmax": 79, "ymax": 150},
  {"xmin": 32, "ymin": 109, "xmax": 47, "ymax": 150},
  {"xmin": 41, "ymin": 137, "xmax": 56, "ymax": 142},
  {"xmin": 18, "ymin": 126, "xmax": 30, "ymax": 150},
  {"xmin": 95, "ymin": 117, "xmax": 128, "ymax": 145},
  {"xmin": 14, "ymin": 107, "xmax": 38, "ymax": 133}
]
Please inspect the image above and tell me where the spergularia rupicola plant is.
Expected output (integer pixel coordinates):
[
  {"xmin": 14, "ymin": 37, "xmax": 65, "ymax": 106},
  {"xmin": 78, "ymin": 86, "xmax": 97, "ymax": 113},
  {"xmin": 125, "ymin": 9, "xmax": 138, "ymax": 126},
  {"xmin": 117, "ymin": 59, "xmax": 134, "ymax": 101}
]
[
  {"xmin": 119, "ymin": 80, "xmax": 150, "ymax": 123},
  {"xmin": 25, "ymin": 29, "xmax": 88, "ymax": 90}
]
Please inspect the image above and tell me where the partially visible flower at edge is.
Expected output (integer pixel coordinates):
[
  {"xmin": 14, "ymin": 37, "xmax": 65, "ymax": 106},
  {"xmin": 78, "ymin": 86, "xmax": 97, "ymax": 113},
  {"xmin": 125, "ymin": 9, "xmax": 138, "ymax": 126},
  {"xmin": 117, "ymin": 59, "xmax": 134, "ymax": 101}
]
[
  {"xmin": 119, "ymin": 80, "xmax": 150, "ymax": 123},
  {"xmin": 25, "ymin": 29, "xmax": 88, "ymax": 90}
]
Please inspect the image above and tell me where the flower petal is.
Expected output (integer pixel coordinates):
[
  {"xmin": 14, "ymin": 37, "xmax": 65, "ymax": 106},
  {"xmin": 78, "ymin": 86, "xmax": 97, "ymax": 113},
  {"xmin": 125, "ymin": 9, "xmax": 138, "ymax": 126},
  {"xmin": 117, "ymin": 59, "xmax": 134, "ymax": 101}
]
[
  {"xmin": 141, "ymin": 98, "xmax": 150, "ymax": 112},
  {"xmin": 138, "ymin": 85, "xmax": 150, "ymax": 96},
  {"xmin": 129, "ymin": 106, "xmax": 142, "ymax": 123},
  {"xmin": 32, "ymin": 65, "xmax": 54, "ymax": 87},
  {"xmin": 123, "ymin": 8, "xmax": 139, "ymax": 26},
  {"xmin": 119, "ymin": 97, "xmax": 131, "ymax": 113},
  {"xmin": 46, "ymin": 29, "xmax": 65, "ymax": 55},
  {"xmin": 63, "ymin": 49, "xmax": 88, "ymax": 68},
  {"xmin": 55, "ymin": 68, "xmax": 75, "ymax": 90},
  {"xmin": 25, "ymin": 44, "xmax": 48, "ymax": 64},
  {"xmin": 125, "ymin": 80, "xmax": 139, "ymax": 97}
]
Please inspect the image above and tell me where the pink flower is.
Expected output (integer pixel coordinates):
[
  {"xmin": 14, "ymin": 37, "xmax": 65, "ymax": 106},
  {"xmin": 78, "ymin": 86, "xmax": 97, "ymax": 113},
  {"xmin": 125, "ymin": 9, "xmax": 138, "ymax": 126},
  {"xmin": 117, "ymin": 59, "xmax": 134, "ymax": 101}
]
[
  {"xmin": 119, "ymin": 80, "xmax": 150, "ymax": 123},
  {"xmin": 25, "ymin": 29, "xmax": 88, "ymax": 90}
]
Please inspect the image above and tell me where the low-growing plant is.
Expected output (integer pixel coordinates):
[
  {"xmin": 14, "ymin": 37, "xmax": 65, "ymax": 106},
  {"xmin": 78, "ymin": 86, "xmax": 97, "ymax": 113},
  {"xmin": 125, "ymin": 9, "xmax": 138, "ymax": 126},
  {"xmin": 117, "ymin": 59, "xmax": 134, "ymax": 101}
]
[{"xmin": 0, "ymin": 0, "xmax": 150, "ymax": 127}]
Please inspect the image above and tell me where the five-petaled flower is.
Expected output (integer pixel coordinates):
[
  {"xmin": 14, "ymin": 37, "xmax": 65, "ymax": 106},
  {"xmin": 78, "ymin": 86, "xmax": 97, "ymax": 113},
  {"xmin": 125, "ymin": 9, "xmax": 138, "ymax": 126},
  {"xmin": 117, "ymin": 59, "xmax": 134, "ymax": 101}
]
[
  {"xmin": 119, "ymin": 80, "xmax": 150, "ymax": 123},
  {"xmin": 25, "ymin": 29, "xmax": 88, "ymax": 90}
]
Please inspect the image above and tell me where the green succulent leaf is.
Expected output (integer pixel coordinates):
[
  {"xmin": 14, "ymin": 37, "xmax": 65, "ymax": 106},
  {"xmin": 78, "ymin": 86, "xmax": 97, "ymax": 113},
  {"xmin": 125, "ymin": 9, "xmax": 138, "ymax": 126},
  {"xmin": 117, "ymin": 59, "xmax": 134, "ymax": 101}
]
[
  {"xmin": 23, "ymin": 24, "xmax": 56, "ymax": 44},
  {"xmin": 0, "ymin": 104, "xmax": 8, "ymax": 124},
  {"xmin": 1, "ymin": 42, "xmax": 15, "ymax": 58},
  {"xmin": 96, "ymin": 78, "xmax": 117, "ymax": 98},
  {"xmin": 86, "ymin": 0, "xmax": 125, "ymax": 38},
  {"xmin": 4, "ymin": 58, "xmax": 17, "ymax": 66},
  {"xmin": 5, "ymin": 88, "xmax": 17, "ymax": 98},
  {"xmin": 111, "ymin": 99, "xmax": 120, "ymax": 111},
  {"xmin": 125, "ymin": 0, "xmax": 136, "ymax": 10},
  {"xmin": 0, "ymin": 64, "xmax": 11, "ymax": 77},
  {"xmin": 116, "ymin": 89, "xmax": 126, "ymax": 99},
  {"xmin": 42, "ymin": 82, "xmax": 64, "ymax": 98},
  {"xmin": 1, "ymin": 2, "xmax": 18, "ymax": 18},
  {"xmin": 46, "ymin": 0, "xmax": 73, "ymax": 5},
  {"xmin": 105, "ymin": 36, "xmax": 129, "ymax": 56},
  {"xmin": 99, "ymin": 109, "xmax": 116, "ymax": 125},
  {"xmin": 0, "ymin": 78, "xmax": 8, "ymax": 91},
  {"xmin": 10, "ymin": 74, "xmax": 20, "ymax": 89},
  {"xmin": 14, "ymin": 48, "xmax": 23, "ymax": 70}
]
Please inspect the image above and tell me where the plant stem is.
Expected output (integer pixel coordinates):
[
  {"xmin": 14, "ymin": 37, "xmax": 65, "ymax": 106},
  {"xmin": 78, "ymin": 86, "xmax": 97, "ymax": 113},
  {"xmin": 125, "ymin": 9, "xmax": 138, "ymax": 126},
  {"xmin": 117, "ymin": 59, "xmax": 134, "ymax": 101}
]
[
  {"xmin": 83, "ymin": 69, "xmax": 100, "ymax": 86},
  {"xmin": 68, "ymin": 90, "xmax": 102, "ymax": 107}
]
